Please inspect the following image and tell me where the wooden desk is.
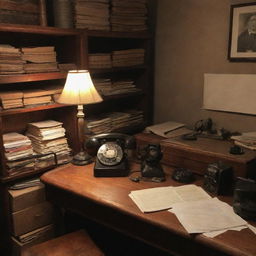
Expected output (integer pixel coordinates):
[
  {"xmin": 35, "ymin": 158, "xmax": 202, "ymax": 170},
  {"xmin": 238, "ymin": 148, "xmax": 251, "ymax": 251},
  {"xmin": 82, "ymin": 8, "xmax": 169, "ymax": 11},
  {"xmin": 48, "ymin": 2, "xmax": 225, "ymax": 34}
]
[{"xmin": 40, "ymin": 163, "xmax": 256, "ymax": 256}]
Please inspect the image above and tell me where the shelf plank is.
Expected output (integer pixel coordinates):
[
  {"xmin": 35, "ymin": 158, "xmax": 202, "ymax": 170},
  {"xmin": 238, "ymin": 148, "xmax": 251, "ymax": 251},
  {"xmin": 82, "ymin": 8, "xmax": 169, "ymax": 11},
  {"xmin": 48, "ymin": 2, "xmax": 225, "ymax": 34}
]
[
  {"xmin": 0, "ymin": 104, "xmax": 72, "ymax": 116},
  {"xmin": 0, "ymin": 72, "xmax": 67, "ymax": 84},
  {"xmin": 0, "ymin": 23, "xmax": 81, "ymax": 36},
  {"xmin": 87, "ymin": 30, "xmax": 151, "ymax": 39},
  {"xmin": 90, "ymin": 65, "xmax": 147, "ymax": 74}
]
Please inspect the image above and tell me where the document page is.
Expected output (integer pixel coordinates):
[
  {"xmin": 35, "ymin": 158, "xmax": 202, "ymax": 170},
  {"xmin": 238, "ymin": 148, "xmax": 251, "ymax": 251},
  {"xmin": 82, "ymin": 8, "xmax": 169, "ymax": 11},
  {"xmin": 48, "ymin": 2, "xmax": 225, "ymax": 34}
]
[
  {"xmin": 169, "ymin": 198, "xmax": 247, "ymax": 234},
  {"xmin": 129, "ymin": 185, "xmax": 211, "ymax": 213}
]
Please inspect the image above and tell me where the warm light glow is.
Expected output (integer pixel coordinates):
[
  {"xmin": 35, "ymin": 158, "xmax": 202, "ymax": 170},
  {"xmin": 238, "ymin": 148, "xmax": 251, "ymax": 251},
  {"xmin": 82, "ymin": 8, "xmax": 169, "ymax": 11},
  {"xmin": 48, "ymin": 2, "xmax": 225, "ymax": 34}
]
[{"xmin": 57, "ymin": 70, "xmax": 103, "ymax": 105}]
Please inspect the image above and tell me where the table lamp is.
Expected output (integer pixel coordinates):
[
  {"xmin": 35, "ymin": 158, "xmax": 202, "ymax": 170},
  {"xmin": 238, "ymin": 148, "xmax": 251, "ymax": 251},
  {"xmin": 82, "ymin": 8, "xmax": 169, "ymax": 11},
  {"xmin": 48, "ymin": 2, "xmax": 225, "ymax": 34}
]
[{"xmin": 57, "ymin": 70, "xmax": 103, "ymax": 165}]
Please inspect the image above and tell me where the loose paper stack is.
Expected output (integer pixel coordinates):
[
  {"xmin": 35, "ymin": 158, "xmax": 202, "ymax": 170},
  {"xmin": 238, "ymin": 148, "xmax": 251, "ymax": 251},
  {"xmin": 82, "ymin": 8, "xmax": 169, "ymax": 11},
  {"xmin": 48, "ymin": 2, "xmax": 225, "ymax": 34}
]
[
  {"xmin": 231, "ymin": 131, "xmax": 256, "ymax": 150},
  {"xmin": 3, "ymin": 132, "xmax": 34, "ymax": 175},
  {"xmin": 21, "ymin": 46, "xmax": 59, "ymax": 73},
  {"xmin": 94, "ymin": 78, "xmax": 141, "ymax": 96},
  {"xmin": 26, "ymin": 120, "xmax": 71, "ymax": 165},
  {"xmin": 112, "ymin": 48, "xmax": 145, "ymax": 67},
  {"xmin": 88, "ymin": 53, "xmax": 112, "ymax": 69},
  {"xmin": 129, "ymin": 184, "xmax": 211, "ymax": 213},
  {"xmin": 0, "ymin": 90, "xmax": 24, "ymax": 109},
  {"xmin": 74, "ymin": 0, "xmax": 110, "ymax": 31},
  {"xmin": 110, "ymin": 0, "xmax": 148, "ymax": 32},
  {"xmin": 169, "ymin": 198, "xmax": 248, "ymax": 235},
  {"xmin": 0, "ymin": 44, "xmax": 24, "ymax": 74}
]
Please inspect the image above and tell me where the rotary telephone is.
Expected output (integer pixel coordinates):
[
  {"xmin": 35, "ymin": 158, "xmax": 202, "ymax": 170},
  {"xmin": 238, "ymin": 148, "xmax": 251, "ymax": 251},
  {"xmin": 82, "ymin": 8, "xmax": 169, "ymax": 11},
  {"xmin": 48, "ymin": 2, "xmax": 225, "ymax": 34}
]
[{"xmin": 84, "ymin": 133, "xmax": 135, "ymax": 177}]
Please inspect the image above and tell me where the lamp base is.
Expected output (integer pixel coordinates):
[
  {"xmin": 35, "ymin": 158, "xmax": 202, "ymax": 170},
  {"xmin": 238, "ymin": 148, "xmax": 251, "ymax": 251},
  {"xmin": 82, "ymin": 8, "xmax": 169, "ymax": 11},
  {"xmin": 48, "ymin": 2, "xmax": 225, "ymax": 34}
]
[{"xmin": 72, "ymin": 151, "xmax": 93, "ymax": 166}]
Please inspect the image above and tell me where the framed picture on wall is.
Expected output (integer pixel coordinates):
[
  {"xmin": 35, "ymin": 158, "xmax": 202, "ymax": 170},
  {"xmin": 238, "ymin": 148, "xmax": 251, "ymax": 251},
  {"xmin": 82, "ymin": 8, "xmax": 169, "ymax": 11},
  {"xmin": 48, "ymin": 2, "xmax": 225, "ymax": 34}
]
[{"xmin": 229, "ymin": 2, "xmax": 256, "ymax": 61}]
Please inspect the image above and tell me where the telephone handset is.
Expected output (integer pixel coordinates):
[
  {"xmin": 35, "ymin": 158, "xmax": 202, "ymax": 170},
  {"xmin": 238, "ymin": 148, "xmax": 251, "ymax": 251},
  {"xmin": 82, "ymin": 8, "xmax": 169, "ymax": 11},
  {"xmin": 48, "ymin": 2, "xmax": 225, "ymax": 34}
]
[{"xmin": 85, "ymin": 133, "xmax": 135, "ymax": 177}]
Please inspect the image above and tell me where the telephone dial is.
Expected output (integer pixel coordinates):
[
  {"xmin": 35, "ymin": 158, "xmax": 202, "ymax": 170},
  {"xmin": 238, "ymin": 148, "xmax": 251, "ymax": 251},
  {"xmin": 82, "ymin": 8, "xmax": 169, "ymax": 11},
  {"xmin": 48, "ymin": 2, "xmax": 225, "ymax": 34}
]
[{"xmin": 84, "ymin": 133, "xmax": 135, "ymax": 177}]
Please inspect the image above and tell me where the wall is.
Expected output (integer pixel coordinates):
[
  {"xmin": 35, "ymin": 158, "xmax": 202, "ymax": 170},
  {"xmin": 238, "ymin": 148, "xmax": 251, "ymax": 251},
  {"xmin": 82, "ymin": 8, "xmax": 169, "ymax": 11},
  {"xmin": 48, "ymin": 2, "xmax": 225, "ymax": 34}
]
[{"xmin": 154, "ymin": 0, "xmax": 256, "ymax": 132}]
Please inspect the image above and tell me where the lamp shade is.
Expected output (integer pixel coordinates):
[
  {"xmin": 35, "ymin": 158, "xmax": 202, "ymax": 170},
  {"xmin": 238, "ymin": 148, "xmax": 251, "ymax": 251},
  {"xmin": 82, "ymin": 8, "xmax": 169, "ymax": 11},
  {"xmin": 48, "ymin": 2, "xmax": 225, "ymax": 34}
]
[{"xmin": 57, "ymin": 70, "xmax": 103, "ymax": 105}]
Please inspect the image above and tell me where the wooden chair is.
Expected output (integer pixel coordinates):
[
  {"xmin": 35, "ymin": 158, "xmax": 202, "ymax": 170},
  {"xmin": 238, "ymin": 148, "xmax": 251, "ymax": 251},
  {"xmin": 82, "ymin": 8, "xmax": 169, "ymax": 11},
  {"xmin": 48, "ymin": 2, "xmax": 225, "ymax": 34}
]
[{"xmin": 21, "ymin": 229, "xmax": 105, "ymax": 256}]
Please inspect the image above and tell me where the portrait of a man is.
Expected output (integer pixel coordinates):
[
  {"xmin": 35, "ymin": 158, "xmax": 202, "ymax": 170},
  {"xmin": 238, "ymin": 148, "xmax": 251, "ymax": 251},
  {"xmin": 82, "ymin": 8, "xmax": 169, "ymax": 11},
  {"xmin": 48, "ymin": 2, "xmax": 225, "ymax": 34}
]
[{"xmin": 237, "ymin": 14, "xmax": 256, "ymax": 52}]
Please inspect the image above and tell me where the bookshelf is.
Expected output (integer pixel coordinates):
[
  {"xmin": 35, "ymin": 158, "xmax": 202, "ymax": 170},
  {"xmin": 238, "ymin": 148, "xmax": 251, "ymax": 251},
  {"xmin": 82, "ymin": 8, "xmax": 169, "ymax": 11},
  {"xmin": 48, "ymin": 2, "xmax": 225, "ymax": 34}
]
[{"xmin": 0, "ymin": 0, "xmax": 155, "ymax": 254}]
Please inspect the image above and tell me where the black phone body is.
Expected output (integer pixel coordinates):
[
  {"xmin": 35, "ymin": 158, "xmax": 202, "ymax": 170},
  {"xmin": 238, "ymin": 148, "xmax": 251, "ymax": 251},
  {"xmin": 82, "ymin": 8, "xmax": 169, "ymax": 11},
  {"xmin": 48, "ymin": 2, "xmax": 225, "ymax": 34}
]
[{"xmin": 85, "ymin": 133, "xmax": 135, "ymax": 177}]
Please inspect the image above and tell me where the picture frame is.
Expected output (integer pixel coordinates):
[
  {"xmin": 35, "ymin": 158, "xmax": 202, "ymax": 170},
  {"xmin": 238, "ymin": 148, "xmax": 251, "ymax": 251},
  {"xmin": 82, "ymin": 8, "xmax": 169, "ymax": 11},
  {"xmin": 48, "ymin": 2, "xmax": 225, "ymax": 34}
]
[{"xmin": 228, "ymin": 2, "xmax": 256, "ymax": 61}]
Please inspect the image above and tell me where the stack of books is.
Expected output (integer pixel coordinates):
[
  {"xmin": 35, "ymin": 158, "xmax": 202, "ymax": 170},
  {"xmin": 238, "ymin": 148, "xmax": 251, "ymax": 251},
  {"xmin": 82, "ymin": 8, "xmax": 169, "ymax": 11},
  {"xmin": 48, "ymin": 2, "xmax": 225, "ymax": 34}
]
[
  {"xmin": 88, "ymin": 53, "xmax": 112, "ymax": 69},
  {"xmin": 94, "ymin": 78, "xmax": 140, "ymax": 96},
  {"xmin": 87, "ymin": 115, "xmax": 112, "ymax": 134},
  {"xmin": 110, "ymin": 0, "xmax": 148, "ymax": 32},
  {"xmin": 23, "ymin": 85, "xmax": 63, "ymax": 107},
  {"xmin": 74, "ymin": 0, "xmax": 110, "ymax": 31},
  {"xmin": 0, "ymin": 44, "xmax": 24, "ymax": 74},
  {"xmin": 3, "ymin": 132, "xmax": 34, "ymax": 176},
  {"xmin": 0, "ymin": 90, "xmax": 24, "ymax": 110},
  {"xmin": 21, "ymin": 46, "xmax": 59, "ymax": 73},
  {"xmin": 26, "ymin": 120, "xmax": 72, "ymax": 165},
  {"xmin": 0, "ymin": 0, "xmax": 39, "ymax": 25},
  {"xmin": 87, "ymin": 110, "xmax": 144, "ymax": 134},
  {"xmin": 112, "ymin": 48, "xmax": 145, "ymax": 67},
  {"xmin": 231, "ymin": 132, "xmax": 256, "ymax": 150}
]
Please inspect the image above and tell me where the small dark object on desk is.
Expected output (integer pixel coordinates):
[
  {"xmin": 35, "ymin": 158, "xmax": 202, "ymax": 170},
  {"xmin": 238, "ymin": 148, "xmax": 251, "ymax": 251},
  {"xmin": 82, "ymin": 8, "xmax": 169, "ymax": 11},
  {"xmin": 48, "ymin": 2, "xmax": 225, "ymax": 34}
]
[
  {"xmin": 140, "ymin": 144, "xmax": 165, "ymax": 179},
  {"xmin": 229, "ymin": 145, "xmax": 244, "ymax": 155},
  {"xmin": 172, "ymin": 168, "xmax": 195, "ymax": 183},
  {"xmin": 233, "ymin": 177, "xmax": 256, "ymax": 221}
]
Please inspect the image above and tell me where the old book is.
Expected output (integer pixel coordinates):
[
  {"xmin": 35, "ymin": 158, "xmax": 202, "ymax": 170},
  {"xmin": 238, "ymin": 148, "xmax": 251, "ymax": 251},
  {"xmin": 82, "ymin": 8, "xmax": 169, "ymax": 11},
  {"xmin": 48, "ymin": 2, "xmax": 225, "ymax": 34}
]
[
  {"xmin": 0, "ymin": 91, "xmax": 23, "ymax": 100},
  {"xmin": 22, "ymin": 53, "xmax": 57, "ymax": 63},
  {"xmin": 24, "ymin": 63, "xmax": 59, "ymax": 73},
  {"xmin": 0, "ymin": 0, "xmax": 39, "ymax": 13},
  {"xmin": 23, "ymin": 95, "xmax": 52, "ymax": 105},
  {"xmin": 21, "ymin": 46, "xmax": 55, "ymax": 54}
]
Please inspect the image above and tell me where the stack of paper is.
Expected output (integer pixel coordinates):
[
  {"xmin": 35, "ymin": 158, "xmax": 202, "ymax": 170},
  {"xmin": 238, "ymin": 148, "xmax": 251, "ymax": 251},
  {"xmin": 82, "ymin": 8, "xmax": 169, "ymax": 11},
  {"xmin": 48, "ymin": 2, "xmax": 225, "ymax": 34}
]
[
  {"xmin": 0, "ymin": 44, "xmax": 24, "ymax": 74},
  {"xmin": 231, "ymin": 131, "xmax": 256, "ymax": 150},
  {"xmin": 0, "ymin": 90, "xmax": 24, "ymax": 110},
  {"xmin": 169, "ymin": 198, "xmax": 248, "ymax": 234},
  {"xmin": 112, "ymin": 48, "xmax": 145, "ymax": 67},
  {"xmin": 88, "ymin": 53, "xmax": 112, "ymax": 69},
  {"xmin": 129, "ymin": 184, "xmax": 211, "ymax": 213},
  {"xmin": 21, "ymin": 46, "xmax": 59, "ymax": 73},
  {"xmin": 3, "ymin": 132, "xmax": 34, "ymax": 175},
  {"xmin": 74, "ymin": 0, "xmax": 110, "ymax": 31},
  {"xmin": 110, "ymin": 0, "xmax": 148, "ymax": 32},
  {"xmin": 26, "ymin": 120, "xmax": 71, "ymax": 165}
]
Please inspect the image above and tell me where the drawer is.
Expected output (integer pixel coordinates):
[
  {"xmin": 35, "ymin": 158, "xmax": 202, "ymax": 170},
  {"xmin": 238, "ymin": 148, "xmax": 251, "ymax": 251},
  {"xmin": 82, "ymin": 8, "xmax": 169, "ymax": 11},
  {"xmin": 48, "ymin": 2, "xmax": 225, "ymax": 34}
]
[
  {"xmin": 11, "ymin": 224, "xmax": 55, "ymax": 256},
  {"xmin": 12, "ymin": 202, "xmax": 54, "ymax": 236},
  {"xmin": 8, "ymin": 183, "xmax": 46, "ymax": 212}
]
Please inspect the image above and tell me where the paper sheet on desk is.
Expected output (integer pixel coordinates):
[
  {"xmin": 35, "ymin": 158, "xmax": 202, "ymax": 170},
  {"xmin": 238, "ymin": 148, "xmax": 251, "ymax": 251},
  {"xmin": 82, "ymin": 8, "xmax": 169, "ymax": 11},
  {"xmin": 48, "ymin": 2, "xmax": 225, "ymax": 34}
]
[
  {"xmin": 145, "ymin": 121, "xmax": 191, "ymax": 138},
  {"xmin": 129, "ymin": 184, "xmax": 211, "ymax": 213},
  {"xmin": 169, "ymin": 198, "xmax": 247, "ymax": 234}
]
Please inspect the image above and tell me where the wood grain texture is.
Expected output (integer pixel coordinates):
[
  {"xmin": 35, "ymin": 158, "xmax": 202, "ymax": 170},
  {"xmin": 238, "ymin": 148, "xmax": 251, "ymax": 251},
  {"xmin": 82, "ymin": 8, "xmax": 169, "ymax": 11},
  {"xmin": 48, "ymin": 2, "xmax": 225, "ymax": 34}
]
[{"xmin": 41, "ymin": 163, "xmax": 256, "ymax": 256}]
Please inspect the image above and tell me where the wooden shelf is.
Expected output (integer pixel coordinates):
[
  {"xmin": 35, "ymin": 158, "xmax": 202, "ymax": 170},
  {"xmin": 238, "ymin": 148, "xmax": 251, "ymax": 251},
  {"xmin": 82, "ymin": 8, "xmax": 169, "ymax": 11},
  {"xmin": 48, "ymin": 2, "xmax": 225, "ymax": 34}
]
[
  {"xmin": 0, "ymin": 23, "xmax": 81, "ymax": 36},
  {"xmin": 0, "ymin": 72, "xmax": 67, "ymax": 84},
  {"xmin": 0, "ymin": 104, "xmax": 72, "ymax": 117},
  {"xmin": 87, "ymin": 30, "xmax": 151, "ymax": 39},
  {"xmin": 90, "ymin": 65, "xmax": 147, "ymax": 74}
]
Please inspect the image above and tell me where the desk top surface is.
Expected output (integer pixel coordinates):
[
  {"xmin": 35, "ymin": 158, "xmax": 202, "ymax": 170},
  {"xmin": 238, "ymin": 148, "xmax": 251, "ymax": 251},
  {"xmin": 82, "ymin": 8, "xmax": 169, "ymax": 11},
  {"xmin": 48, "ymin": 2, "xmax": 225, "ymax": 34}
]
[{"xmin": 41, "ymin": 163, "xmax": 256, "ymax": 256}]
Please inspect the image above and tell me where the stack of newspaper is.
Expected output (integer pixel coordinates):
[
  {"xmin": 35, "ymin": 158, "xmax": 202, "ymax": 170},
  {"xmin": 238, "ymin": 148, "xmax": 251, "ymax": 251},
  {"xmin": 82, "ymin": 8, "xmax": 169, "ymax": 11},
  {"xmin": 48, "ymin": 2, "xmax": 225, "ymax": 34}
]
[
  {"xmin": 21, "ymin": 46, "xmax": 59, "ymax": 73},
  {"xmin": 74, "ymin": 0, "xmax": 110, "ymax": 31},
  {"xmin": 3, "ymin": 132, "xmax": 34, "ymax": 175},
  {"xmin": 110, "ymin": 0, "xmax": 148, "ymax": 32},
  {"xmin": 0, "ymin": 44, "xmax": 24, "ymax": 74},
  {"xmin": 26, "ymin": 120, "xmax": 72, "ymax": 165},
  {"xmin": 112, "ymin": 48, "xmax": 145, "ymax": 67}
]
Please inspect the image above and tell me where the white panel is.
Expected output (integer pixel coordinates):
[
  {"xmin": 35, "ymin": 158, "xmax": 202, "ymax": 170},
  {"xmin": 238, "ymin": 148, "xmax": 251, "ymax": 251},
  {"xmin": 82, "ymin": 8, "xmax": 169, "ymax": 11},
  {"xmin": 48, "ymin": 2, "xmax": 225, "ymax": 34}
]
[{"xmin": 203, "ymin": 74, "xmax": 256, "ymax": 115}]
